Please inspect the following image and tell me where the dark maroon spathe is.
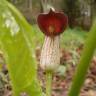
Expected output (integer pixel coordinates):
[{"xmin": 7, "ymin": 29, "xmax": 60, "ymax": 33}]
[{"xmin": 37, "ymin": 9, "xmax": 68, "ymax": 36}]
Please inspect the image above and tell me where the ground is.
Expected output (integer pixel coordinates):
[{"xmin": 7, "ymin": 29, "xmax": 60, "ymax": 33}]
[{"xmin": 0, "ymin": 28, "xmax": 96, "ymax": 96}]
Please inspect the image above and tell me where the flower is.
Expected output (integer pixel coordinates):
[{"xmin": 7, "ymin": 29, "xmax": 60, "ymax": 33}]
[
  {"xmin": 38, "ymin": 9, "xmax": 68, "ymax": 71},
  {"xmin": 37, "ymin": 9, "xmax": 68, "ymax": 36}
]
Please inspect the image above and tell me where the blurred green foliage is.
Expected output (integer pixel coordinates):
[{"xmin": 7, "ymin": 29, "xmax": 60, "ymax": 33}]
[{"xmin": 0, "ymin": 0, "xmax": 42, "ymax": 96}]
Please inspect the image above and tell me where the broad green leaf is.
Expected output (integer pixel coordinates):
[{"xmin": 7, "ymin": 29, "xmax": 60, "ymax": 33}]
[{"xmin": 0, "ymin": 0, "xmax": 42, "ymax": 96}]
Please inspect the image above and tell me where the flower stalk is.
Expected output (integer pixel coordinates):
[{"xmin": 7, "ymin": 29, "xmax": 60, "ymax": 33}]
[
  {"xmin": 46, "ymin": 72, "xmax": 53, "ymax": 96},
  {"xmin": 37, "ymin": 8, "xmax": 68, "ymax": 96}
]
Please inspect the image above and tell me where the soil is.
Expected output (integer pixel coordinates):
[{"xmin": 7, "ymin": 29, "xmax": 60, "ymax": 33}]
[{"xmin": 0, "ymin": 47, "xmax": 96, "ymax": 96}]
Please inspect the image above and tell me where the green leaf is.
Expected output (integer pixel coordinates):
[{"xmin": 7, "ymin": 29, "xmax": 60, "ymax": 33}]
[
  {"xmin": 68, "ymin": 20, "xmax": 96, "ymax": 96},
  {"xmin": 0, "ymin": 0, "xmax": 42, "ymax": 96}
]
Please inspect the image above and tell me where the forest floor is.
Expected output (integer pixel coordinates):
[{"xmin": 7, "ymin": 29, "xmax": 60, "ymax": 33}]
[
  {"xmin": 0, "ymin": 44, "xmax": 96, "ymax": 96},
  {"xmin": 37, "ymin": 48, "xmax": 96, "ymax": 96},
  {"xmin": 0, "ymin": 27, "xmax": 96, "ymax": 96}
]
